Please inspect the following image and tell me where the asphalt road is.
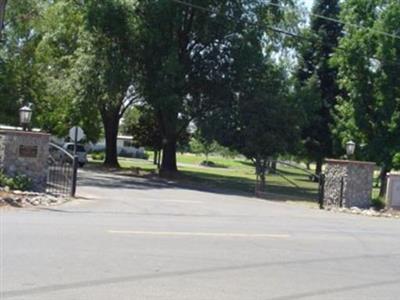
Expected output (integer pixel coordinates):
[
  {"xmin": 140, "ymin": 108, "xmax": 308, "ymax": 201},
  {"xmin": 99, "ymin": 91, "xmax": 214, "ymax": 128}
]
[{"xmin": 1, "ymin": 169, "xmax": 400, "ymax": 300}]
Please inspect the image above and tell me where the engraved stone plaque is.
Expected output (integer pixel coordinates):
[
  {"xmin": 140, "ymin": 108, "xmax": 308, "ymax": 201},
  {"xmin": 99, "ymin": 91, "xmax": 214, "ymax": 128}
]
[{"xmin": 19, "ymin": 145, "xmax": 38, "ymax": 158}]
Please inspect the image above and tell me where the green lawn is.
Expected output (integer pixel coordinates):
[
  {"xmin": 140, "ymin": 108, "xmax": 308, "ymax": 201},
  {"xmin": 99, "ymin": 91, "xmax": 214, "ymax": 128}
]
[{"xmin": 90, "ymin": 153, "xmax": 320, "ymax": 202}]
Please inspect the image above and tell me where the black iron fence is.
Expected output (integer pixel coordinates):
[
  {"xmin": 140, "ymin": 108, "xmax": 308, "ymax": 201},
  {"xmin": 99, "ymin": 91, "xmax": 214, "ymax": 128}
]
[
  {"xmin": 47, "ymin": 143, "xmax": 78, "ymax": 197},
  {"xmin": 255, "ymin": 160, "xmax": 325, "ymax": 208}
]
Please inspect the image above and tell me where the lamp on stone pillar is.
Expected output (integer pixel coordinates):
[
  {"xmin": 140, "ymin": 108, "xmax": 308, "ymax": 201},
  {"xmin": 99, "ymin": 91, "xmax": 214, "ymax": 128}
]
[
  {"xmin": 19, "ymin": 105, "xmax": 33, "ymax": 131},
  {"xmin": 346, "ymin": 140, "xmax": 356, "ymax": 159}
]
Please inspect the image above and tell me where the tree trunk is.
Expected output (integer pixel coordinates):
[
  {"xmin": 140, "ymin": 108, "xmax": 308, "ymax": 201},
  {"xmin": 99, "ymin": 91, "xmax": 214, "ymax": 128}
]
[
  {"xmin": 255, "ymin": 158, "xmax": 267, "ymax": 194},
  {"xmin": 306, "ymin": 162, "xmax": 311, "ymax": 170},
  {"xmin": 157, "ymin": 149, "xmax": 162, "ymax": 169},
  {"xmin": 270, "ymin": 160, "xmax": 277, "ymax": 174},
  {"xmin": 259, "ymin": 171, "xmax": 266, "ymax": 192},
  {"xmin": 315, "ymin": 158, "xmax": 323, "ymax": 176},
  {"xmin": 0, "ymin": 0, "xmax": 6, "ymax": 41},
  {"xmin": 161, "ymin": 137, "xmax": 177, "ymax": 173},
  {"xmin": 379, "ymin": 166, "xmax": 390, "ymax": 197},
  {"xmin": 153, "ymin": 150, "xmax": 158, "ymax": 165},
  {"xmin": 102, "ymin": 113, "xmax": 120, "ymax": 168}
]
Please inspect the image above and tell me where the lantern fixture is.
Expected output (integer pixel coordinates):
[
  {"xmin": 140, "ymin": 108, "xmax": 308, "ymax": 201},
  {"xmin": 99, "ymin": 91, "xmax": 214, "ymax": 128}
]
[{"xmin": 19, "ymin": 105, "xmax": 33, "ymax": 131}]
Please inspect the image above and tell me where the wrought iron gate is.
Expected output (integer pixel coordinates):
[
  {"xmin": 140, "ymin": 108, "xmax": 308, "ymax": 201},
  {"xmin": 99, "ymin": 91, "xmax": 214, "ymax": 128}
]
[
  {"xmin": 256, "ymin": 160, "xmax": 325, "ymax": 209},
  {"xmin": 47, "ymin": 143, "xmax": 78, "ymax": 197}
]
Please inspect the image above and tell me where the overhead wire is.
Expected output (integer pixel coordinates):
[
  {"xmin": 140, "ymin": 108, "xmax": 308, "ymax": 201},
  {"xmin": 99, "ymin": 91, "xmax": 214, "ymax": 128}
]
[
  {"xmin": 169, "ymin": 0, "xmax": 400, "ymax": 68},
  {"xmin": 265, "ymin": 1, "xmax": 400, "ymax": 42}
]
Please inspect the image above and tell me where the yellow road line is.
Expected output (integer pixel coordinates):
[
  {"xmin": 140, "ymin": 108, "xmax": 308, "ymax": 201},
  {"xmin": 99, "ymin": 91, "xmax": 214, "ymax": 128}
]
[
  {"xmin": 160, "ymin": 200, "xmax": 203, "ymax": 204},
  {"xmin": 107, "ymin": 230, "xmax": 290, "ymax": 239}
]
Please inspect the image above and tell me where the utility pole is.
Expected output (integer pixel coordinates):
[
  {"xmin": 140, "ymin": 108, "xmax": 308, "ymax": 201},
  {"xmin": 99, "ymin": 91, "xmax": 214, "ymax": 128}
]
[{"xmin": 0, "ymin": 0, "xmax": 7, "ymax": 41}]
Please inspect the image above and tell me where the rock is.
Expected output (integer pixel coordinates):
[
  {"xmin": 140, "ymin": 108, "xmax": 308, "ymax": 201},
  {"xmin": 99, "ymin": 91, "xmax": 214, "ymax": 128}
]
[
  {"xmin": 3, "ymin": 197, "xmax": 23, "ymax": 207},
  {"xmin": 350, "ymin": 207, "xmax": 362, "ymax": 214},
  {"xmin": 362, "ymin": 210, "xmax": 376, "ymax": 216},
  {"xmin": 49, "ymin": 198, "xmax": 59, "ymax": 205},
  {"xmin": 0, "ymin": 191, "xmax": 69, "ymax": 208}
]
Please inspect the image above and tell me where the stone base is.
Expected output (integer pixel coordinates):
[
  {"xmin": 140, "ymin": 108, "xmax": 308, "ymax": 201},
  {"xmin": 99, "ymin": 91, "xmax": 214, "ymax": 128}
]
[
  {"xmin": 323, "ymin": 159, "xmax": 375, "ymax": 208},
  {"xmin": 386, "ymin": 173, "xmax": 400, "ymax": 209},
  {"xmin": 0, "ymin": 130, "xmax": 50, "ymax": 192}
]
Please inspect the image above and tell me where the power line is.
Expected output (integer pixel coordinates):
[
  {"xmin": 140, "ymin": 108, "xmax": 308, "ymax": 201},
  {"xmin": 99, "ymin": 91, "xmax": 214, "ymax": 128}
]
[
  {"xmin": 169, "ymin": 0, "xmax": 400, "ymax": 67},
  {"xmin": 264, "ymin": 26, "xmax": 400, "ymax": 68},
  {"xmin": 171, "ymin": 0, "xmax": 400, "ymax": 41},
  {"xmin": 265, "ymin": 1, "xmax": 400, "ymax": 42}
]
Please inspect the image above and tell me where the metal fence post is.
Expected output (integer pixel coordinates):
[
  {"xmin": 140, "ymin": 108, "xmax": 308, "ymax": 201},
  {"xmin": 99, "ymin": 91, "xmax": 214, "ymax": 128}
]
[
  {"xmin": 339, "ymin": 176, "xmax": 345, "ymax": 207},
  {"xmin": 71, "ymin": 156, "xmax": 78, "ymax": 197},
  {"xmin": 318, "ymin": 174, "xmax": 325, "ymax": 209}
]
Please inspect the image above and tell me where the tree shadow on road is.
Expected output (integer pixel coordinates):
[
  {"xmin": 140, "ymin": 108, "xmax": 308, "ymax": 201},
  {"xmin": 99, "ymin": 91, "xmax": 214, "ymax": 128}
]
[{"xmin": 77, "ymin": 167, "xmax": 318, "ymax": 205}]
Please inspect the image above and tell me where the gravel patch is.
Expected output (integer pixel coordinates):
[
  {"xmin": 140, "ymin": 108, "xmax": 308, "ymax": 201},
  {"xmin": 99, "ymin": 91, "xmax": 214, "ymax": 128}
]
[
  {"xmin": 326, "ymin": 206, "xmax": 400, "ymax": 218},
  {"xmin": 0, "ymin": 188, "xmax": 69, "ymax": 208}
]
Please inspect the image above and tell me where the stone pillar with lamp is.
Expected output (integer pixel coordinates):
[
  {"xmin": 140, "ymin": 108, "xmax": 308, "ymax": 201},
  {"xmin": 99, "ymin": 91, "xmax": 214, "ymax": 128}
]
[
  {"xmin": 323, "ymin": 141, "xmax": 376, "ymax": 208},
  {"xmin": 0, "ymin": 105, "xmax": 50, "ymax": 192}
]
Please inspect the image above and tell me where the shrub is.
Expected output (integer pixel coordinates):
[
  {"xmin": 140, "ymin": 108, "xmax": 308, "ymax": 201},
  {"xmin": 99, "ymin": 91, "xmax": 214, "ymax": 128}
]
[
  {"xmin": 0, "ymin": 172, "xmax": 32, "ymax": 191},
  {"xmin": 0, "ymin": 172, "xmax": 9, "ymax": 187},
  {"xmin": 200, "ymin": 160, "xmax": 216, "ymax": 167},
  {"xmin": 392, "ymin": 153, "xmax": 400, "ymax": 170},
  {"xmin": 10, "ymin": 174, "xmax": 32, "ymax": 191},
  {"xmin": 91, "ymin": 152, "xmax": 105, "ymax": 161}
]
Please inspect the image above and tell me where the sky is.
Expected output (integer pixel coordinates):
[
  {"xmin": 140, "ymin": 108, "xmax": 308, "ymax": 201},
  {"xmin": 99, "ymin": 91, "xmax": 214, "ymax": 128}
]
[{"xmin": 303, "ymin": 0, "xmax": 314, "ymax": 10}]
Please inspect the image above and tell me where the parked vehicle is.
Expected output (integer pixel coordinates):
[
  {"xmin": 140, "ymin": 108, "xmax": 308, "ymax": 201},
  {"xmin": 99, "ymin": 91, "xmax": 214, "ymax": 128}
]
[{"xmin": 63, "ymin": 143, "xmax": 88, "ymax": 167}]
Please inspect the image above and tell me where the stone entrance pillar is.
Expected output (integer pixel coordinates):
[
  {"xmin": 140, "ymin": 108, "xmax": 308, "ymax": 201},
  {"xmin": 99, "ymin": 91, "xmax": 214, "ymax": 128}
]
[
  {"xmin": 0, "ymin": 130, "xmax": 50, "ymax": 192},
  {"xmin": 323, "ymin": 159, "xmax": 376, "ymax": 208},
  {"xmin": 386, "ymin": 173, "xmax": 400, "ymax": 209}
]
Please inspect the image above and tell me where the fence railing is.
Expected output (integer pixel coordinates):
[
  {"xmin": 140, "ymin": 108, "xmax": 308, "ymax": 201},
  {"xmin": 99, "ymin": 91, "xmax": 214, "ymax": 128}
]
[
  {"xmin": 255, "ymin": 160, "xmax": 325, "ymax": 209},
  {"xmin": 47, "ymin": 143, "xmax": 78, "ymax": 197}
]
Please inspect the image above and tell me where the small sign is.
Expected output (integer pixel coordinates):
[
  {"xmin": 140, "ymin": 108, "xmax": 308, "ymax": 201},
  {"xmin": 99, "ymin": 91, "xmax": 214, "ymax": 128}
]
[
  {"xmin": 69, "ymin": 126, "xmax": 85, "ymax": 142},
  {"xmin": 19, "ymin": 145, "xmax": 38, "ymax": 158}
]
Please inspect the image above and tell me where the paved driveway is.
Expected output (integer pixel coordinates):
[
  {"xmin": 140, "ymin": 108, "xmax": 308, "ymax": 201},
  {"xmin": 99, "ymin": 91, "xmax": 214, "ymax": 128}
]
[{"xmin": 1, "ymin": 169, "xmax": 400, "ymax": 300}]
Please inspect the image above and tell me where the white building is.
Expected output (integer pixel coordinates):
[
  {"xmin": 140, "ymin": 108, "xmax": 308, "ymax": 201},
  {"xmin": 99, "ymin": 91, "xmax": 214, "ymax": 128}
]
[{"xmin": 90, "ymin": 135, "xmax": 145, "ymax": 158}]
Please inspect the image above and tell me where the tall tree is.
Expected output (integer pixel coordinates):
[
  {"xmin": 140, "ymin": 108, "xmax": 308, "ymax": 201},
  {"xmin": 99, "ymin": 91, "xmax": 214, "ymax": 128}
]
[
  {"xmin": 0, "ymin": 0, "xmax": 6, "ymax": 40},
  {"xmin": 76, "ymin": 0, "xmax": 140, "ymax": 166},
  {"xmin": 135, "ymin": 0, "xmax": 296, "ymax": 173},
  {"xmin": 122, "ymin": 106, "xmax": 163, "ymax": 165},
  {"xmin": 197, "ymin": 15, "xmax": 301, "ymax": 190},
  {"xmin": 34, "ymin": 0, "xmax": 101, "ymax": 141},
  {"xmin": 332, "ymin": 0, "xmax": 400, "ymax": 196},
  {"xmin": 9, "ymin": 0, "xmax": 140, "ymax": 160},
  {"xmin": 189, "ymin": 131, "xmax": 219, "ymax": 166},
  {"xmin": 135, "ymin": 0, "xmax": 230, "ymax": 173},
  {"xmin": 296, "ymin": 0, "xmax": 342, "ymax": 175},
  {"xmin": 0, "ymin": 0, "xmax": 43, "ymax": 126}
]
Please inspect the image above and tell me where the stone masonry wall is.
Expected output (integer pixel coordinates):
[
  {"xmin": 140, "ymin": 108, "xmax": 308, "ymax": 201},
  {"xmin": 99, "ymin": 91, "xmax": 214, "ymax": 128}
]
[
  {"xmin": 0, "ymin": 130, "xmax": 50, "ymax": 192},
  {"xmin": 0, "ymin": 134, "xmax": 5, "ymax": 170},
  {"xmin": 345, "ymin": 162, "xmax": 375, "ymax": 208},
  {"xmin": 323, "ymin": 161, "xmax": 347, "ymax": 207},
  {"xmin": 324, "ymin": 159, "xmax": 375, "ymax": 209}
]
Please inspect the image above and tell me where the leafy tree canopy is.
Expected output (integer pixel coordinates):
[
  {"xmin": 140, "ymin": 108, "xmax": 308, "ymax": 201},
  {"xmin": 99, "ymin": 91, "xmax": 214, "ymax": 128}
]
[{"xmin": 332, "ymin": 0, "xmax": 400, "ymax": 194}]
